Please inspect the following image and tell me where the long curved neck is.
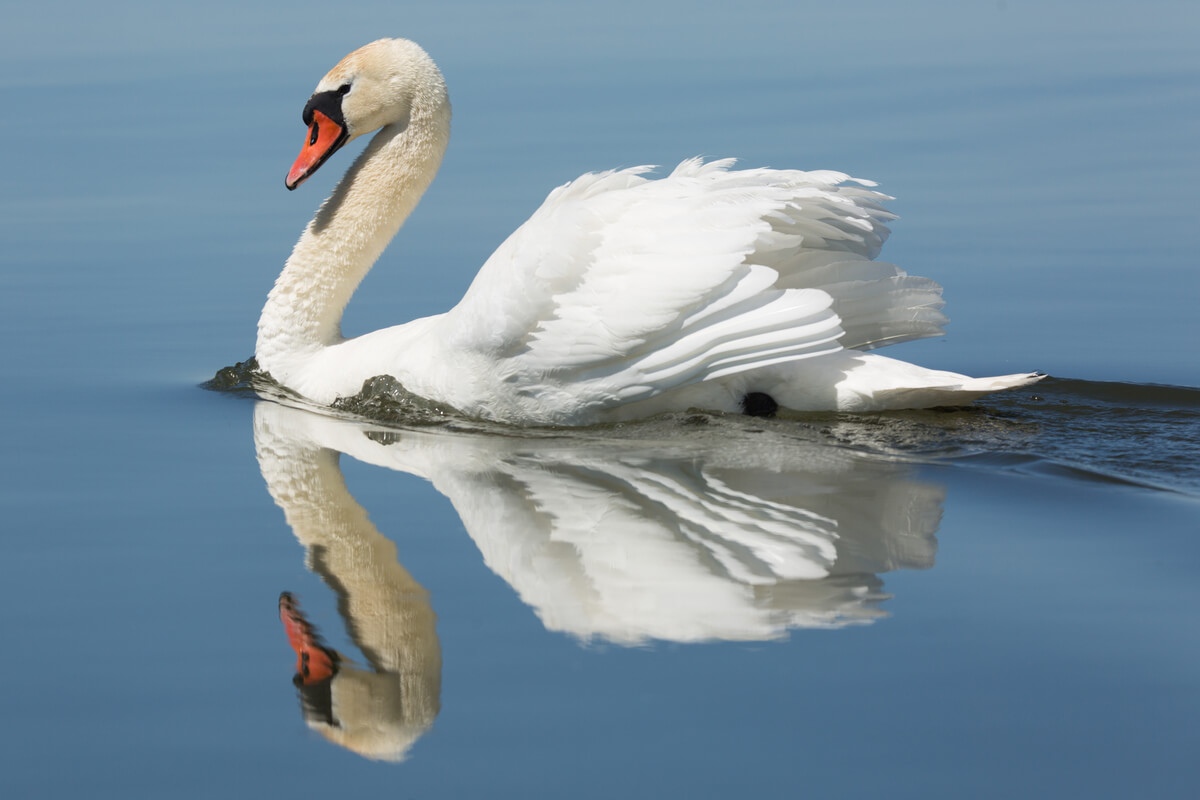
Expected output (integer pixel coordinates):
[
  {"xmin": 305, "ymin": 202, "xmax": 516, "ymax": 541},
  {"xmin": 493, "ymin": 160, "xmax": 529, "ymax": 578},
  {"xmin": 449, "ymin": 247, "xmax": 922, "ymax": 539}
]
[{"xmin": 256, "ymin": 88, "xmax": 450, "ymax": 376}]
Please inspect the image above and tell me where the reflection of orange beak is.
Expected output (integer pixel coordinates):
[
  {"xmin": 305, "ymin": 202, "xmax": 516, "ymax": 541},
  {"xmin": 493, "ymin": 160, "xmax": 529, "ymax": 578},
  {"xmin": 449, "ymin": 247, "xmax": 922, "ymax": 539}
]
[
  {"xmin": 279, "ymin": 592, "xmax": 338, "ymax": 684},
  {"xmin": 285, "ymin": 110, "xmax": 348, "ymax": 190}
]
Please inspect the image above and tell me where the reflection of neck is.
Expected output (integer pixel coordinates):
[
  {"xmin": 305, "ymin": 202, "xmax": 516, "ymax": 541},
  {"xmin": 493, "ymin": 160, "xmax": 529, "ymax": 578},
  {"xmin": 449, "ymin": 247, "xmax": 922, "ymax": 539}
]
[{"xmin": 254, "ymin": 414, "xmax": 441, "ymax": 751}]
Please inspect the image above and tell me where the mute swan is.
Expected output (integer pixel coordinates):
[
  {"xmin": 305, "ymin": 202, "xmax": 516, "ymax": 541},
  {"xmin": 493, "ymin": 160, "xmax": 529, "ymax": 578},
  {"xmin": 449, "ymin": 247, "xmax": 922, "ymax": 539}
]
[{"xmin": 256, "ymin": 38, "xmax": 1041, "ymax": 425}]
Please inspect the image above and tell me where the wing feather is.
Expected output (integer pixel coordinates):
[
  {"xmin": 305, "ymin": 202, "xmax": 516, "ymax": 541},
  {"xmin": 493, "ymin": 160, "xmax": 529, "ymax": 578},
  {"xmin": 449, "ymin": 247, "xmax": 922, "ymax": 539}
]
[{"xmin": 442, "ymin": 159, "xmax": 946, "ymax": 411}]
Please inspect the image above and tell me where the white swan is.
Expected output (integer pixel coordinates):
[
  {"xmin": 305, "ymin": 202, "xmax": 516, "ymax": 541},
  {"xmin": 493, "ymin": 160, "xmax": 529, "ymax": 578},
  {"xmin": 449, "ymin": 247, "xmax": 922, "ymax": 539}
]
[{"xmin": 256, "ymin": 38, "xmax": 1042, "ymax": 425}]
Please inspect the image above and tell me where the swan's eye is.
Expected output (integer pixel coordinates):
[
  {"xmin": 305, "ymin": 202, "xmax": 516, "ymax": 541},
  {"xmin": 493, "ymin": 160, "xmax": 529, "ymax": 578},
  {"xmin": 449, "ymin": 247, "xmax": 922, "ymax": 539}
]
[{"xmin": 337, "ymin": 83, "xmax": 352, "ymax": 95}]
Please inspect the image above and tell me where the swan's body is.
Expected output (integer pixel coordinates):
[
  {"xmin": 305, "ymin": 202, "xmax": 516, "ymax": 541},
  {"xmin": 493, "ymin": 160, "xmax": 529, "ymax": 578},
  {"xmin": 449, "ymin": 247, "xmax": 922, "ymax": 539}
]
[{"xmin": 256, "ymin": 38, "xmax": 1041, "ymax": 425}]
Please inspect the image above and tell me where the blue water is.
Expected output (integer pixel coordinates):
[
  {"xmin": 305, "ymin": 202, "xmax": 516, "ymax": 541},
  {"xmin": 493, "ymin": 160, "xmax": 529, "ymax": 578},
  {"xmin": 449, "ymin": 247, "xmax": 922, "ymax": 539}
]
[{"xmin": 2, "ymin": 1, "xmax": 1199, "ymax": 797}]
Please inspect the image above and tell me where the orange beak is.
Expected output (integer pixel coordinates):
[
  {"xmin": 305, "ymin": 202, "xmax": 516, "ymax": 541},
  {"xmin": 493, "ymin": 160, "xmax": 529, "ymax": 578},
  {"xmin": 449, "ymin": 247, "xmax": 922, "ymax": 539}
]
[
  {"xmin": 286, "ymin": 109, "xmax": 348, "ymax": 190},
  {"xmin": 279, "ymin": 592, "xmax": 338, "ymax": 684}
]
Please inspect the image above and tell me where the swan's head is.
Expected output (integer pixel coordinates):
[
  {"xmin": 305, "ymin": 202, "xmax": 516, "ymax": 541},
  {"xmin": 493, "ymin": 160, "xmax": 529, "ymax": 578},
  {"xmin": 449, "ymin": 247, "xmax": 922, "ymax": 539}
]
[{"xmin": 286, "ymin": 38, "xmax": 448, "ymax": 190}]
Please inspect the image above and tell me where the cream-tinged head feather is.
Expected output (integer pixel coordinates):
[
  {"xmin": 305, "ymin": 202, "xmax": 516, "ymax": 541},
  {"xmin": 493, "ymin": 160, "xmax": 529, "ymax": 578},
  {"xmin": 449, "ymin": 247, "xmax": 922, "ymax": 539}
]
[{"xmin": 315, "ymin": 38, "xmax": 449, "ymax": 143}]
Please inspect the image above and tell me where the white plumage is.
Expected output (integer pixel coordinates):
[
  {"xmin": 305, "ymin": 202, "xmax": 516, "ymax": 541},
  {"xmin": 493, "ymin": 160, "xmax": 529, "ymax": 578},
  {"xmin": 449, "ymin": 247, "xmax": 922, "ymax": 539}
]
[{"xmin": 255, "ymin": 39, "xmax": 1041, "ymax": 425}]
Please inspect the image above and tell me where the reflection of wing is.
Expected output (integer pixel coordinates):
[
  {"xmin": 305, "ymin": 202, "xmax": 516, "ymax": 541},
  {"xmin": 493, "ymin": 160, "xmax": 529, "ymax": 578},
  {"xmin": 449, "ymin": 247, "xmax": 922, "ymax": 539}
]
[
  {"xmin": 256, "ymin": 400, "xmax": 944, "ymax": 645},
  {"xmin": 441, "ymin": 453, "xmax": 941, "ymax": 643}
]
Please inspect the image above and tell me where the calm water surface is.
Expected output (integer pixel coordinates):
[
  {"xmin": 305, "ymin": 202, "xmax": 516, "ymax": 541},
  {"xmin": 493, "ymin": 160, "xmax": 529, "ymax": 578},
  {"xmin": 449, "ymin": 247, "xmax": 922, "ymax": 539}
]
[{"xmin": 2, "ymin": 1, "xmax": 1198, "ymax": 797}]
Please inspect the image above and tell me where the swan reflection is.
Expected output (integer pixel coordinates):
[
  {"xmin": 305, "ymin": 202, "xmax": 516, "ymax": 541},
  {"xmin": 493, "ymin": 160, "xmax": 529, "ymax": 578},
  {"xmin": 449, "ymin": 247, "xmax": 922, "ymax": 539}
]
[
  {"xmin": 254, "ymin": 399, "xmax": 945, "ymax": 756},
  {"xmin": 255, "ymin": 405, "xmax": 441, "ymax": 762}
]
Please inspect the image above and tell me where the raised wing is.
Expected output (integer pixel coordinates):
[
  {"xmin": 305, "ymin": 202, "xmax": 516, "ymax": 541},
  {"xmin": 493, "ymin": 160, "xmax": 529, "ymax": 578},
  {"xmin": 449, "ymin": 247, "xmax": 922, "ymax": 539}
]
[{"xmin": 443, "ymin": 159, "xmax": 945, "ymax": 406}]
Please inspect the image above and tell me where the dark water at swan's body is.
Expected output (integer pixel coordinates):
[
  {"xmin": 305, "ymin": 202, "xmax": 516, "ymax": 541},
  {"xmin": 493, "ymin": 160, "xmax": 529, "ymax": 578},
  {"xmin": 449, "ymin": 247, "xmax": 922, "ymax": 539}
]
[
  {"xmin": 3, "ymin": 1, "xmax": 1199, "ymax": 797},
  {"xmin": 215, "ymin": 361, "xmax": 1200, "ymax": 495}
]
